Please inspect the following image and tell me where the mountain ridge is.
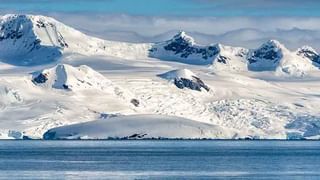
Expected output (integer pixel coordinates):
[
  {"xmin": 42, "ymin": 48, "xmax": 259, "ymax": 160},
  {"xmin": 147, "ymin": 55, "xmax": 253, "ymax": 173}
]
[{"xmin": 1, "ymin": 14, "xmax": 319, "ymax": 76}]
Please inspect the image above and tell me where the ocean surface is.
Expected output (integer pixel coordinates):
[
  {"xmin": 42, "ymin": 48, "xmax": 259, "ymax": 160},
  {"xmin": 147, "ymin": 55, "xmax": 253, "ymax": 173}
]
[{"xmin": 0, "ymin": 140, "xmax": 319, "ymax": 179}]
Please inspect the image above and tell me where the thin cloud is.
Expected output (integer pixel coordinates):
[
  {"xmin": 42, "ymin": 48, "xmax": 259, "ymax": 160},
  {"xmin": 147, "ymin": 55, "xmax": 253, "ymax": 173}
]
[{"xmin": 2, "ymin": 4, "xmax": 320, "ymax": 50}]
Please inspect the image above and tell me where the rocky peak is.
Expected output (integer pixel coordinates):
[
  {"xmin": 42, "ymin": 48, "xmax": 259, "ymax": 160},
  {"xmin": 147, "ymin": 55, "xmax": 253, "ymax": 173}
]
[
  {"xmin": 171, "ymin": 31, "xmax": 195, "ymax": 45},
  {"xmin": 0, "ymin": 14, "xmax": 68, "ymax": 48},
  {"xmin": 149, "ymin": 31, "xmax": 219, "ymax": 63},
  {"xmin": 248, "ymin": 40, "xmax": 284, "ymax": 65},
  {"xmin": 296, "ymin": 46, "xmax": 320, "ymax": 64},
  {"xmin": 159, "ymin": 69, "xmax": 210, "ymax": 92}
]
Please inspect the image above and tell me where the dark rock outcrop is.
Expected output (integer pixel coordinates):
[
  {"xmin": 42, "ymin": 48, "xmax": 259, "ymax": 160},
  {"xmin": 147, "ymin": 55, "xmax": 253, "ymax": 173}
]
[
  {"xmin": 297, "ymin": 46, "xmax": 320, "ymax": 64},
  {"xmin": 174, "ymin": 76, "xmax": 210, "ymax": 92}
]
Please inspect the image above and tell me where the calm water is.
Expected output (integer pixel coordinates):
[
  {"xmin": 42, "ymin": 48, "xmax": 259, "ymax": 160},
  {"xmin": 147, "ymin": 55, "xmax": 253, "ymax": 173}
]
[{"xmin": 0, "ymin": 140, "xmax": 320, "ymax": 179}]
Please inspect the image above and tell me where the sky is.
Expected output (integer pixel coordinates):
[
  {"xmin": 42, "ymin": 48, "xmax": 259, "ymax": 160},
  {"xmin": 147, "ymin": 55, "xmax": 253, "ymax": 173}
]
[
  {"xmin": 1, "ymin": 0, "xmax": 320, "ymax": 50},
  {"xmin": 1, "ymin": 0, "xmax": 320, "ymax": 17}
]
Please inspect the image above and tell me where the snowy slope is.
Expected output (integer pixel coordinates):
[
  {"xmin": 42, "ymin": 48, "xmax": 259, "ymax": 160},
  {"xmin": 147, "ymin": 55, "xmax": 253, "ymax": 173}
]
[
  {"xmin": 32, "ymin": 64, "xmax": 139, "ymax": 106},
  {"xmin": 43, "ymin": 114, "xmax": 234, "ymax": 140},
  {"xmin": 210, "ymin": 44, "xmax": 248, "ymax": 72},
  {"xmin": 32, "ymin": 64, "xmax": 113, "ymax": 91}
]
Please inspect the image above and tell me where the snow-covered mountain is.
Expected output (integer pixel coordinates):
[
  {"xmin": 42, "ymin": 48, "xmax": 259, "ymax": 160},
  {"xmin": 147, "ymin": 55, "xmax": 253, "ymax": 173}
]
[
  {"xmin": 248, "ymin": 40, "xmax": 317, "ymax": 76},
  {"xmin": 1, "ymin": 15, "xmax": 319, "ymax": 75},
  {"xmin": 149, "ymin": 31, "xmax": 219, "ymax": 65},
  {"xmin": 0, "ymin": 14, "xmax": 151, "ymax": 66},
  {"xmin": 2, "ymin": 14, "xmax": 320, "ymax": 140},
  {"xmin": 296, "ymin": 46, "xmax": 320, "ymax": 66},
  {"xmin": 248, "ymin": 40, "xmax": 284, "ymax": 71},
  {"xmin": 150, "ymin": 32, "xmax": 320, "ymax": 75},
  {"xmin": 159, "ymin": 69, "xmax": 210, "ymax": 92},
  {"xmin": 32, "ymin": 64, "xmax": 139, "ymax": 107},
  {"xmin": 0, "ymin": 14, "xmax": 64, "ymax": 65},
  {"xmin": 150, "ymin": 31, "xmax": 249, "ymax": 72}
]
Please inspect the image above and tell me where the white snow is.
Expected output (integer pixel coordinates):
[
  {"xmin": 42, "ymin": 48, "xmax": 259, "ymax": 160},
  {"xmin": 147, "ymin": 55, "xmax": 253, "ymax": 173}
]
[
  {"xmin": 149, "ymin": 31, "xmax": 218, "ymax": 65},
  {"xmin": 32, "ymin": 64, "xmax": 112, "ymax": 90},
  {"xmin": 248, "ymin": 40, "xmax": 317, "ymax": 76},
  {"xmin": 0, "ymin": 14, "xmax": 320, "ymax": 139},
  {"xmin": 210, "ymin": 44, "xmax": 248, "ymax": 72},
  {"xmin": 175, "ymin": 31, "xmax": 196, "ymax": 45},
  {"xmin": 43, "ymin": 114, "xmax": 234, "ymax": 140},
  {"xmin": 32, "ymin": 63, "xmax": 139, "ymax": 108},
  {"xmin": 159, "ymin": 69, "xmax": 197, "ymax": 80}
]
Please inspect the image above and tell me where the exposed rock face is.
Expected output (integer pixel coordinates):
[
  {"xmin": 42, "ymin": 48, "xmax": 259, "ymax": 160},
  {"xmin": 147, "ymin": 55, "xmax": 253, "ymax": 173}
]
[
  {"xmin": 296, "ymin": 46, "xmax": 320, "ymax": 64},
  {"xmin": 162, "ymin": 31, "xmax": 219, "ymax": 60},
  {"xmin": 31, "ymin": 64, "xmax": 140, "ymax": 108},
  {"xmin": 174, "ymin": 76, "xmax": 210, "ymax": 92},
  {"xmin": 130, "ymin": 99, "xmax": 140, "ymax": 107},
  {"xmin": 32, "ymin": 64, "xmax": 112, "ymax": 91},
  {"xmin": 149, "ymin": 31, "xmax": 219, "ymax": 65},
  {"xmin": 248, "ymin": 40, "xmax": 284, "ymax": 71},
  {"xmin": 34, "ymin": 19, "xmax": 68, "ymax": 48},
  {"xmin": 32, "ymin": 73, "xmax": 48, "ymax": 84},
  {"xmin": 150, "ymin": 31, "xmax": 249, "ymax": 71},
  {"xmin": 159, "ymin": 69, "xmax": 210, "ymax": 92},
  {"xmin": 0, "ymin": 14, "xmax": 65, "ymax": 66}
]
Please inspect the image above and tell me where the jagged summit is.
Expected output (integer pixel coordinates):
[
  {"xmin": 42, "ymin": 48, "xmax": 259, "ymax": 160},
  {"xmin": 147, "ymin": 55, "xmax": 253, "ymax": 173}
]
[
  {"xmin": 150, "ymin": 30, "xmax": 249, "ymax": 71},
  {"xmin": 247, "ymin": 39, "xmax": 286, "ymax": 71},
  {"xmin": 296, "ymin": 46, "xmax": 320, "ymax": 65},
  {"xmin": 264, "ymin": 39, "xmax": 286, "ymax": 49},
  {"xmin": 149, "ymin": 31, "xmax": 219, "ymax": 65},
  {"xmin": 0, "ymin": 14, "xmax": 66, "ymax": 66},
  {"xmin": 297, "ymin": 45, "xmax": 317, "ymax": 53},
  {"xmin": 0, "ymin": 14, "xmax": 67, "ymax": 48},
  {"xmin": 172, "ymin": 31, "xmax": 195, "ymax": 45},
  {"xmin": 246, "ymin": 40, "xmax": 318, "ymax": 75},
  {"xmin": 159, "ymin": 69, "xmax": 210, "ymax": 92}
]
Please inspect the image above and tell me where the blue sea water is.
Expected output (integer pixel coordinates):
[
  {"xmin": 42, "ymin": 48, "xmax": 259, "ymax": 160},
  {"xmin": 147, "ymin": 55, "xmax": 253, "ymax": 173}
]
[{"xmin": 0, "ymin": 140, "xmax": 319, "ymax": 179}]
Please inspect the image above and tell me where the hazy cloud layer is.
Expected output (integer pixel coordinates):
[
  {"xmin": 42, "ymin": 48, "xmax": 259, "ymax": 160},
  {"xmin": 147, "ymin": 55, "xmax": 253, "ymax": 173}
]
[
  {"xmin": 36, "ymin": 13, "xmax": 320, "ymax": 50},
  {"xmin": 1, "ymin": 0, "xmax": 320, "ymax": 50}
]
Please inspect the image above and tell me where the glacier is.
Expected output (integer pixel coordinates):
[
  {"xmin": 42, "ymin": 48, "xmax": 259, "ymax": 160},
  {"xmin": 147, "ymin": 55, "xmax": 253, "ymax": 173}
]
[{"xmin": 0, "ymin": 14, "xmax": 320, "ymax": 139}]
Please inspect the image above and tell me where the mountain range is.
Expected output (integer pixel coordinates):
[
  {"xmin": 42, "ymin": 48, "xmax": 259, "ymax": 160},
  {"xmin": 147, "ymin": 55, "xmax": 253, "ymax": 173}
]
[{"xmin": 1, "ymin": 14, "xmax": 320, "ymax": 140}]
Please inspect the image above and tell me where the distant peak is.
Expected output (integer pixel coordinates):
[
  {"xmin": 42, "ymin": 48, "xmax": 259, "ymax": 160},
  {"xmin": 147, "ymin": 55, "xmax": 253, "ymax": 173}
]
[
  {"xmin": 174, "ymin": 31, "xmax": 187, "ymax": 38},
  {"xmin": 172, "ymin": 31, "xmax": 195, "ymax": 44},
  {"xmin": 263, "ymin": 39, "xmax": 284, "ymax": 48},
  {"xmin": 255, "ymin": 39, "xmax": 288, "ymax": 53},
  {"xmin": 297, "ymin": 45, "xmax": 317, "ymax": 53},
  {"xmin": 1, "ymin": 14, "xmax": 52, "ymax": 24},
  {"xmin": 214, "ymin": 43, "xmax": 223, "ymax": 50},
  {"xmin": 296, "ymin": 45, "xmax": 320, "ymax": 64}
]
